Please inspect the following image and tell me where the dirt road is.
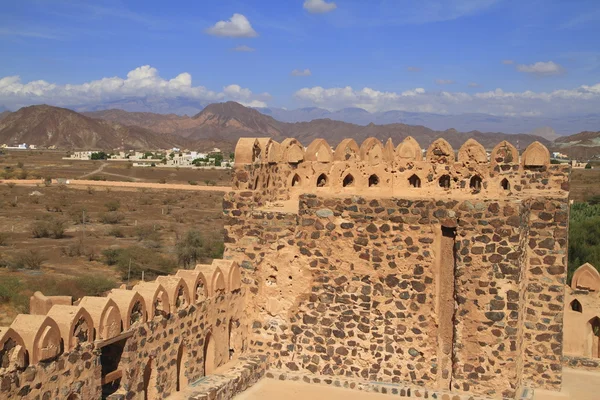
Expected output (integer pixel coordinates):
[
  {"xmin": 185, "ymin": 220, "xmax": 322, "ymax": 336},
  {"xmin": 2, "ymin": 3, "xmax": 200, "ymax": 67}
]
[{"xmin": 1, "ymin": 179, "xmax": 231, "ymax": 192}]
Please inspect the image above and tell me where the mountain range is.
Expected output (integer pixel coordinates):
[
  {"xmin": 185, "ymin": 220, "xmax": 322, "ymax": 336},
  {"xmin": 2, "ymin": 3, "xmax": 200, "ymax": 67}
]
[
  {"xmin": 0, "ymin": 102, "xmax": 598, "ymax": 160},
  {"xmin": 50, "ymin": 95, "xmax": 600, "ymax": 136}
]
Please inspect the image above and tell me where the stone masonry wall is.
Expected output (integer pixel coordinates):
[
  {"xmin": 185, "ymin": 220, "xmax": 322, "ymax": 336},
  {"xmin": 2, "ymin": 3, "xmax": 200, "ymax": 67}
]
[
  {"xmin": 1, "ymin": 344, "xmax": 100, "ymax": 399},
  {"xmin": 223, "ymin": 191, "xmax": 569, "ymax": 399},
  {"xmin": 115, "ymin": 290, "xmax": 247, "ymax": 399}
]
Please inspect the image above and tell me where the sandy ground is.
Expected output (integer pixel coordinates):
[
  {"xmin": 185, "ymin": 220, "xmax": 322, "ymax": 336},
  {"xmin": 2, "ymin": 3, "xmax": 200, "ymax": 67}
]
[
  {"xmin": 0, "ymin": 178, "xmax": 231, "ymax": 192},
  {"xmin": 233, "ymin": 379, "xmax": 393, "ymax": 400},
  {"xmin": 534, "ymin": 368, "xmax": 600, "ymax": 400}
]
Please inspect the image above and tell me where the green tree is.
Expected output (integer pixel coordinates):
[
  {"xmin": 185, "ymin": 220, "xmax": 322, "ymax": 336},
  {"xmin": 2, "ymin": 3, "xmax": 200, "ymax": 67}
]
[{"xmin": 91, "ymin": 152, "xmax": 108, "ymax": 160}]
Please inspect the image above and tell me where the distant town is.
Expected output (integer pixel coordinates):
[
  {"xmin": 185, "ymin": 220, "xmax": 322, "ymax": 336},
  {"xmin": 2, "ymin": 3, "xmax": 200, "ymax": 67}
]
[{"xmin": 59, "ymin": 147, "xmax": 234, "ymax": 168}]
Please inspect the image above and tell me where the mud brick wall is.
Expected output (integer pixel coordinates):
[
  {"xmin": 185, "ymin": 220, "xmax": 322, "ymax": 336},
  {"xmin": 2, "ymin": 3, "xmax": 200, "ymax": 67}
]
[
  {"xmin": 223, "ymin": 192, "xmax": 569, "ymax": 399},
  {"xmin": 1, "ymin": 344, "xmax": 101, "ymax": 400},
  {"xmin": 114, "ymin": 291, "xmax": 247, "ymax": 399}
]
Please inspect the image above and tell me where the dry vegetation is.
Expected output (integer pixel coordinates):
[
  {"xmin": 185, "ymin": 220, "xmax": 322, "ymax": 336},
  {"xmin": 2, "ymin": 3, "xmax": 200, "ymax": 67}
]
[
  {"xmin": 0, "ymin": 154, "xmax": 231, "ymax": 324},
  {"xmin": 0, "ymin": 149, "xmax": 232, "ymax": 185}
]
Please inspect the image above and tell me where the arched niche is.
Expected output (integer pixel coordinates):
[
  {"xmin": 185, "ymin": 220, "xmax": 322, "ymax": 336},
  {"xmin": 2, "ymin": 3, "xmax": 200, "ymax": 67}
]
[
  {"xmin": 501, "ymin": 178, "xmax": 511, "ymax": 191},
  {"xmin": 109, "ymin": 289, "xmax": 147, "ymax": 330},
  {"xmin": 408, "ymin": 174, "xmax": 421, "ymax": 188},
  {"xmin": 469, "ymin": 175, "xmax": 483, "ymax": 191},
  {"xmin": 228, "ymin": 318, "xmax": 242, "ymax": 361},
  {"xmin": 305, "ymin": 139, "xmax": 333, "ymax": 163},
  {"xmin": 280, "ymin": 138, "xmax": 304, "ymax": 164},
  {"xmin": 0, "ymin": 327, "xmax": 27, "ymax": 371},
  {"xmin": 233, "ymin": 138, "xmax": 258, "ymax": 165},
  {"xmin": 570, "ymin": 299, "xmax": 583, "ymax": 313},
  {"xmin": 290, "ymin": 173, "xmax": 301, "ymax": 188},
  {"xmin": 458, "ymin": 138, "xmax": 488, "ymax": 164},
  {"xmin": 133, "ymin": 282, "xmax": 170, "ymax": 319},
  {"xmin": 143, "ymin": 358, "xmax": 158, "ymax": 400},
  {"xmin": 587, "ymin": 317, "xmax": 600, "ymax": 358},
  {"xmin": 491, "ymin": 140, "xmax": 518, "ymax": 165},
  {"xmin": 176, "ymin": 270, "xmax": 209, "ymax": 304},
  {"xmin": 78, "ymin": 297, "xmax": 122, "ymax": 341},
  {"xmin": 439, "ymin": 174, "xmax": 451, "ymax": 189},
  {"xmin": 196, "ymin": 264, "xmax": 226, "ymax": 296},
  {"xmin": 156, "ymin": 276, "xmax": 191, "ymax": 313},
  {"xmin": 266, "ymin": 141, "xmax": 282, "ymax": 163},
  {"xmin": 426, "ymin": 138, "xmax": 455, "ymax": 164},
  {"xmin": 571, "ymin": 263, "xmax": 600, "ymax": 292},
  {"xmin": 177, "ymin": 343, "xmax": 188, "ymax": 392},
  {"xmin": 359, "ymin": 138, "xmax": 385, "ymax": 165},
  {"xmin": 368, "ymin": 174, "xmax": 380, "ymax": 187},
  {"xmin": 396, "ymin": 136, "xmax": 423, "ymax": 162},
  {"xmin": 204, "ymin": 332, "xmax": 216, "ymax": 375},
  {"xmin": 333, "ymin": 139, "xmax": 360, "ymax": 161},
  {"xmin": 47, "ymin": 305, "xmax": 94, "ymax": 351},
  {"xmin": 212, "ymin": 260, "xmax": 242, "ymax": 292},
  {"xmin": 10, "ymin": 315, "xmax": 61, "ymax": 363},
  {"xmin": 522, "ymin": 141, "xmax": 550, "ymax": 168},
  {"xmin": 342, "ymin": 173, "xmax": 355, "ymax": 187},
  {"xmin": 316, "ymin": 173, "xmax": 328, "ymax": 187}
]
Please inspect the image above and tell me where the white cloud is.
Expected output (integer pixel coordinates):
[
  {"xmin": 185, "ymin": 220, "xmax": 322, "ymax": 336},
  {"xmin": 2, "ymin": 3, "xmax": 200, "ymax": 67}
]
[
  {"xmin": 435, "ymin": 79, "xmax": 455, "ymax": 85},
  {"xmin": 468, "ymin": 82, "xmax": 480, "ymax": 88},
  {"xmin": 406, "ymin": 66, "xmax": 422, "ymax": 72},
  {"xmin": 516, "ymin": 61, "xmax": 565, "ymax": 76},
  {"xmin": 0, "ymin": 65, "xmax": 270, "ymax": 109},
  {"xmin": 502, "ymin": 59, "xmax": 514, "ymax": 65},
  {"xmin": 294, "ymin": 82, "xmax": 600, "ymax": 116},
  {"xmin": 206, "ymin": 14, "xmax": 258, "ymax": 38},
  {"xmin": 303, "ymin": 0, "xmax": 337, "ymax": 14},
  {"xmin": 232, "ymin": 45, "xmax": 255, "ymax": 52},
  {"xmin": 291, "ymin": 69, "xmax": 312, "ymax": 77}
]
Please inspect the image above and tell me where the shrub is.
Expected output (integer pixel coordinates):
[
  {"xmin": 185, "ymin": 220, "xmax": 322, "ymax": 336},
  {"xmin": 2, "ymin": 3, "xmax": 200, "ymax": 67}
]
[
  {"xmin": 188, "ymin": 180, "xmax": 198, "ymax": 185},
  {"xmin": 103, "ymin": 246, "xmax": 176, "ymax": 280},
  {"xmin": 87, "ymin": 186, "xmax": 95, "ymax": 194},
  {"xmin": 15, "ymin": 249, "xmax": 46, "ymax": 270},
  {"xmin": 158, "ymin": 178, "xmax": 167, "ymax": 184},
  {"xmin": 585, "ymin": 163, "xmax": 592, "ymax": 169},
  {"xmin": 69, "ymin": 208, "xmax": 89, "ymax": 224},
  {"xmin": 16, "ymin": 161, "xmax": 24, "ymax": 169},
  {"xmin": 108, "ymin": 227, "xmax": 125, "ymax": 238},
  {"xmin": 32, "ymin": 218, "xmax": 66, "ymax": 239},
  {"xmin": 102, "ymin": 248, "xmax": 122, "ymax": 266},
  {"xmin": 135, "ymin": 225, "xmax": 161, "ymax": 242},
  {"xmin": 0, "ymin": 232, "xmax": 8, "ymax": 246},
  {"xmin": 100, "ymin": 212, "xmax": 125, "ymax": 224},
  {"xmin": 6, "ymin": 182, "xmax": 15, "ymax": 189},
  {"xmin": 0, "ymin": 277, "xmax": 22, "ymax": 301},
  {"xmin": 105, "ymin": 200, "xmax": 121, "ymax": 212}
]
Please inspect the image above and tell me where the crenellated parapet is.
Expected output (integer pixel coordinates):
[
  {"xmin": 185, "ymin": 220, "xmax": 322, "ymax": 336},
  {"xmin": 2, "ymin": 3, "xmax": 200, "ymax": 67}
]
[
  {"xmin": 0, "ymin": 259, "xmax": 242, "ymax": 375},
  {"xmin": 232, "ymin": 137, "xmax": 569, "ymax": 201}
]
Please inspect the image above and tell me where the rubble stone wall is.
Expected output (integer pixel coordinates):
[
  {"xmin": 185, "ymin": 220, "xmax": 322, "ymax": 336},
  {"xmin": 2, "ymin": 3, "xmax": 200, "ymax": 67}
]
[{"xmin": 223, "ymin": 191, "xmax": 569, "ymax": 398}]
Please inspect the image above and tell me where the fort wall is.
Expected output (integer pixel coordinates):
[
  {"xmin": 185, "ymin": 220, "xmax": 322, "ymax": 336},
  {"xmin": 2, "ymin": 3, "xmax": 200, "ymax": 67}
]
[
  {"xmin": 0, "ymin": 136, "xmax": 574, "ymax": 400},
  {"xmin": 224, "ymin": 136, "xmax": 570, "ymax": 399},
  {"xmin": 0, "ymin": 260, "xmax": 248, "ymax": 400}
]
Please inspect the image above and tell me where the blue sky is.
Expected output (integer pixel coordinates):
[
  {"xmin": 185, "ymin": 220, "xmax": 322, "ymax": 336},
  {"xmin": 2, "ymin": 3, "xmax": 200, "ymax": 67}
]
[{"xmin": 1, "ymin": 0, "xmax": 600, "ymax": 116}]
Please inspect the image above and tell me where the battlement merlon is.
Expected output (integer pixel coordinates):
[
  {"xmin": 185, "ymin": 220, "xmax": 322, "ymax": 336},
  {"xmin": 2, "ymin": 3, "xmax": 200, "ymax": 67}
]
[
  {"xmin": 0, "ymin": 259, "xmax": 242, "ymax": 374},
  {"xmin": 232, "ymin": 137, "xmax": 569, "ymax": 201}
]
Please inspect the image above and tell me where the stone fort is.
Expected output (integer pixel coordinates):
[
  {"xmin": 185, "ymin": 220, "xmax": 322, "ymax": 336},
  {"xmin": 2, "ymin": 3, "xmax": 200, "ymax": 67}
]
[{"xmin": 1, "ymin": 135, "xmax": 595, "ymax": 400}]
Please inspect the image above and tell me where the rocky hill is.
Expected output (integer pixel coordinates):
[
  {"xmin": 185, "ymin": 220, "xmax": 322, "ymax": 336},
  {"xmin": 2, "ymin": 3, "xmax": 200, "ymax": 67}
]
[
  {"xmin": 88, "ymin": 101, "xmax": 549, "ymax": 149},
  {"xmin": 3, "ymin": 102, "xmax": 562, "ymax": 152},
  {"xmin": 0, "ymin": 105, "xmax": 192, "ymax": 150}
]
